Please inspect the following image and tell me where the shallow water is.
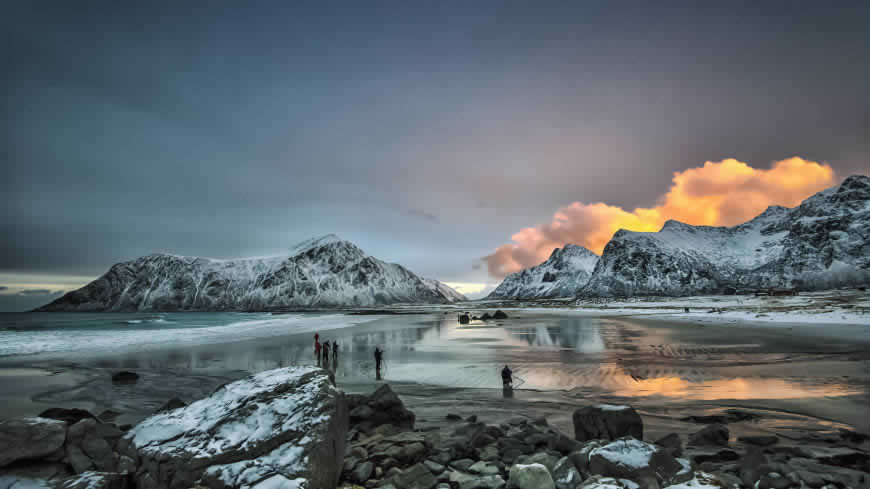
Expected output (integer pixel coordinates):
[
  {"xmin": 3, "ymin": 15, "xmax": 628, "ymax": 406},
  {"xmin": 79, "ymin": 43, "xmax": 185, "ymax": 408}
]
[{"xmin": 2, "ymin": 310, "xmax": 868, "ymax": 429}]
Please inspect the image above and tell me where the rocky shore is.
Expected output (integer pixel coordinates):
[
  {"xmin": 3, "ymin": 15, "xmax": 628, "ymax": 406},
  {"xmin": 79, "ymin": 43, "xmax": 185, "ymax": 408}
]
[{"xmin": 1, "ymin": 366, "xmax": 868, "ymax": 489}]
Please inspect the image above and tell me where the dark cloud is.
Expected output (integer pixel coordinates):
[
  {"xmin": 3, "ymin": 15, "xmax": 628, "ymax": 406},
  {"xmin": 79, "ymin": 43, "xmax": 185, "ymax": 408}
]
[{"xmin": 2, "ymin": 1, "xmax": 869, "ymax": 300}]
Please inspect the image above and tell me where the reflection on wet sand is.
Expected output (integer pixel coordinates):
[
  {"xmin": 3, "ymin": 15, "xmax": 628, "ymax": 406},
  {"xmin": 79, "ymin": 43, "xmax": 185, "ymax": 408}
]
[
  {"xmin": 77, "ymin": 312, "xmax": 865, "ymax": 405},
  {"xmin": 520, "ymin": 366, "xmax": 860, "ymax": 400}
]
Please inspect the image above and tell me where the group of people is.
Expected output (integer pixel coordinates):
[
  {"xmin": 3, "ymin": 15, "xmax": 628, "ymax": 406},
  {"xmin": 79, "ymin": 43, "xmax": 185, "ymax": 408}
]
[
  {"xmin": 312, "ymin": 333, "xmax": 514, "ymax": 389},
  {"xmin": 312, "ymin": 333, "xmax": 384, "ymax": 379},
  {"xmin": 313, "ymin": 333, "xmax": 339, "ymax": 369}
]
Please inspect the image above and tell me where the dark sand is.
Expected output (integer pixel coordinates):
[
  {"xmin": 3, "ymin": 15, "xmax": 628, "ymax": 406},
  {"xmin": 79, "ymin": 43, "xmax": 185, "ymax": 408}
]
[{"xmin": 1, "ymin": 311, "xmax": 868, "ymax": 442}]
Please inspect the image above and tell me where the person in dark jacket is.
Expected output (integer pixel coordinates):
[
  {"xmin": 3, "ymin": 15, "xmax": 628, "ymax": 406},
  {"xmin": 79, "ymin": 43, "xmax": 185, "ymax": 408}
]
[
  {"xmin": 501, "ymin": 365, "xmax": 513, "ymax": 387},
  {"xmin": 374, "ymin": 346, "xmax": 383, "ymax": 380},
  {"xmin": 322, "ymin": 340, "xmax": 330, "ymax": 365},
  {"xmin": 314, "ymin": 336, "xmax": 321, "ymax": 366}
]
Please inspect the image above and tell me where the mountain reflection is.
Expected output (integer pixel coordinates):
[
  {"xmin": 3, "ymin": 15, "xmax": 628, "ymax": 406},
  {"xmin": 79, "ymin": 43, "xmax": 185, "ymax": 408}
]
[{"xmin": 83, "ymin": 312, "xmax": 862, "ymax": 402}]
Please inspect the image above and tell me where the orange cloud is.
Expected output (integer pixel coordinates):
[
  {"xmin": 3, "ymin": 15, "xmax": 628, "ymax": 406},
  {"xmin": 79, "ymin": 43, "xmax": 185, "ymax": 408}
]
[{"xmin": 485, "ymin": 157, "xmax": 836, "ymax": 278}]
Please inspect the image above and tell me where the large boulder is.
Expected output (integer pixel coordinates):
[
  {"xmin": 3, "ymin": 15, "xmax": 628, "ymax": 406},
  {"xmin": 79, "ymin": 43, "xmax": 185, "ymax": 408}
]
[
  {"xmin": 349, "ymin": 384, "xmax": 415, "ymax": 433},
  {"xmin": 0, "ymin": 417, "xmax": 67, "ymax": 467},
  {"xmin": 586, "ymin": 438, "xmax": 682, "ymax": 489},
  {"xmin": 119, "ymin": 366, "xmax": 347, "ymax": 489},
  {"xmin": 65, "ymin": 419, "xmax": 125, "ymax": 474},
  {"xmin": 573, "ymin": 405, "xmax": 643, "ymax": 442}
]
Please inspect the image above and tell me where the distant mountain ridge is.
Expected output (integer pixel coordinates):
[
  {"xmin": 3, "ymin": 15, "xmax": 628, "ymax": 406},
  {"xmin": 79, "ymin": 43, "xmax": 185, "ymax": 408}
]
[
  {"xmin": 582, "ymin": 174, "xmax": 869, "ymax": 296},
  {"xmin": 486, "ymin": 244, "xmax": 599, "ymax": 299},
  {"xmin": 36, "ymin": 235, "xmax": 466, "ymax": 311},
  {"xmin": 487, "ymin": 175, "xmax": 870, "ymax": 298}
]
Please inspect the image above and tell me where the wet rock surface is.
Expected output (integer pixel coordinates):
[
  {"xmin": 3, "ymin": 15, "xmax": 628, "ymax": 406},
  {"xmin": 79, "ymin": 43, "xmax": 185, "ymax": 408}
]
[{"xmin": 573, "ymin": 405, "xmax": 643, "ymax": 442}]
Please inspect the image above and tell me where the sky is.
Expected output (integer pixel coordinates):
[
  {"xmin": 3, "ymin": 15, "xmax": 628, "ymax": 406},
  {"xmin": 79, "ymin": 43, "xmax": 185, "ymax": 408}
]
[{"xmin": 2, "ymin": 1, "xmax": 869, "ymax": 310}]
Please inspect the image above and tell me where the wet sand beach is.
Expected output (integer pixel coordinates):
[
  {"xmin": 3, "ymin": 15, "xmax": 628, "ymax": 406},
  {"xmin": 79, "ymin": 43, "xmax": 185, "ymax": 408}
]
[{"xmin": 1, "ymin": 310, "xmax": 868, "ymax": 442}]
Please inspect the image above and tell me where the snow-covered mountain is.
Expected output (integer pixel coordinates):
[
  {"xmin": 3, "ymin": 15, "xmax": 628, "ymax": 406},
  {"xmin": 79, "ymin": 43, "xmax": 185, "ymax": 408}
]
[
  {"xmin": 487, "ymin": 244, "xmax": 599, "ymax": 299},
  {"xmin": 36, "ymin": 235, "xmax": 466, "ymax": 311},
  {"xmin": 421, "ymin": 278, "xmax": 468, "ymax": 303},
  {"xmin": 582, "ymin": 175, "xmax": 870, "ymax": 296}
]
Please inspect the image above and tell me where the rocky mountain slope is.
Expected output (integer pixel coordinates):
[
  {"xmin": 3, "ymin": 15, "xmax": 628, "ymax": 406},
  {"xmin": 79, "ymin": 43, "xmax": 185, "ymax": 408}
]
[
  {"xmin": 487, "ymin": 244, "xmax": 599, "ymax": 299},
  {"xmin": 582, "ymin": 175, "xmax": 870, "ymax": 296},
  {"xmin": 36, "ymin": 235, "xmax": 466, "ymax": 311}
]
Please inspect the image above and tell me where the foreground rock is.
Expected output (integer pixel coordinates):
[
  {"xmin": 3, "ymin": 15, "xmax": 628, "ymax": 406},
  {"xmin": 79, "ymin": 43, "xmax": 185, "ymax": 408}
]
[
  {"xmin": 110, "ymin": 372, "xmax": 139, "ymax": 384},
  {"xmin": 0, "ymin": 418, "xmax": 67, "ymax": 467},
  {"xmin": 509, "ymin": 463, "xmax": 554, "ymax": 489},
  {"xmin": 38, "ymin": 409, "xmax": 97, "ymax": 426},
  {"xmin": 119, "ymin": 366, "xmax": 347, "ymax": 489},
  {"xmin": 58, "ymin": 471, "xmax": 129, "ymax": 489},
  {"xmin": 573, "ymin": 405, "xmax": 643, "ymax": 442},
  {"xmin": 65, "ymin": 419, "xmax": 125, "ymax": 474},
  {"xmin": 346, "ymin": 384, "xmax": 416, "ymax": 436},
  {"xmin": 586, "ymin": 438, "xmax": 686, "ymax": 489},
  {"xmin": 688, "ymin": 424, "xmax": 729, "ymax": 447}
]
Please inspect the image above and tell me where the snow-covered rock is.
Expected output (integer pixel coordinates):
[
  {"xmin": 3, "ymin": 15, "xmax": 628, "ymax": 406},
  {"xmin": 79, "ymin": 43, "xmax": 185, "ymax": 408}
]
[
  {"xmin": 583, "ymin": 175, "xmax": 870, "ymax": 296},
  {"xmin": 587, "ymin": 438, "xmax": 683, "ymax": 489},
  {"xmin": 118, "ymin": 366, "xmax": 347, "ymax": 489},
  {"xmin": 57, "ymin": 471, "xmax": 128, "ymax": 489},
  {"xmin": 37, "ymin": 234, "xmax": 465, "ymax": 311},
  {"xmin": 488, "ymin": 245, "xmax": 598, "ymax": 299},
  {"xmin": 663, "ymin": 471, "xmax": 724, "ymax": 489}
]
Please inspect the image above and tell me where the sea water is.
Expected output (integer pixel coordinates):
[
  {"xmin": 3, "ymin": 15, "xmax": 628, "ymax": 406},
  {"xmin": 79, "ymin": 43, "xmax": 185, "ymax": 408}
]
[{"xmin": 0, "ymin": 312, "xmax": 372, "ymax": 359}]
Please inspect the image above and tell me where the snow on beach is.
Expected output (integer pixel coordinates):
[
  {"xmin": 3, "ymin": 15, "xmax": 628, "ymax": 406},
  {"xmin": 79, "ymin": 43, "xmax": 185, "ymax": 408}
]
[{"xmin": 512, "ymin": 288, "xmax": 870, "ymax": 329}]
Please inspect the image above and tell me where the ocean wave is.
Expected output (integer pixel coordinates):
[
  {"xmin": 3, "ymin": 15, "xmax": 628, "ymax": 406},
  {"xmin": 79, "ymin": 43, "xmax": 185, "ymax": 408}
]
[{"xmin": 0, "ymin": 313, "xmax": 386, "ymax": 358}]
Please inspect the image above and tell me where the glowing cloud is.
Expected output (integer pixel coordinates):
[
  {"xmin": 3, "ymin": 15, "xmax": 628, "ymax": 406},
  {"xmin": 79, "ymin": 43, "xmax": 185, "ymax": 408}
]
[{"xmin": 485, "ymin": 157, "xmax": 836, "ymax": 278}]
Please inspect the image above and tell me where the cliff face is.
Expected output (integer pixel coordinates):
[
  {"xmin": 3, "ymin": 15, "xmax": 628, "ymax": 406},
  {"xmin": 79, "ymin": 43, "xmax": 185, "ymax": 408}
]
[{"xmin": 37, "ymin": 235, "xmax": 465, "ymax": 311}]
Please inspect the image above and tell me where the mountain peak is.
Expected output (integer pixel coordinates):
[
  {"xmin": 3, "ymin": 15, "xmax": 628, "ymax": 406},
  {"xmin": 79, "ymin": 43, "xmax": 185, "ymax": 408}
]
[
  {"xmin": 289, "ymin": 234, "xmax": 347, "ymax": 253},
  {"xmin": 487, "ymin": 242, "xmax": 599, "ymax": 300},
  {"xmin": 660, "ymin": 219, "xmax": 694, "ymax": 232},
  {"xmin": 838, "ymin": 174, "xmax": 870, "ymax": 194}
]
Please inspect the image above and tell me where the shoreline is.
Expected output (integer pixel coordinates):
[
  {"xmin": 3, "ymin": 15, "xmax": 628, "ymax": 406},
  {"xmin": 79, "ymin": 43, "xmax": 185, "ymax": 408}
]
[{"xmin": 1, "ymin": 307, "xmax": 868, "ymax": 440}]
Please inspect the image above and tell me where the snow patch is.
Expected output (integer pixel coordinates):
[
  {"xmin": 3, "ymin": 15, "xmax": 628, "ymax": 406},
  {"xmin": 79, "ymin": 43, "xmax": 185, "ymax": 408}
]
[
  {"xmin": 664, "ymin": 472, "xmax": 722, "ymax": 489},
  {"xmin": 589, "ymin": 438, "xmax": 657, "ymax": 469},
  {"xmin": 596, "ymin": 404, "xmax": 631, "ymax": 411}
]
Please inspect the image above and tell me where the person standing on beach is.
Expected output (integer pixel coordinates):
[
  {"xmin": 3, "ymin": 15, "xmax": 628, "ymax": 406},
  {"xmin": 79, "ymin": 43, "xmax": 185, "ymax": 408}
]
[
  {"xmin": 332, "ymin": 342, "xmax": 339, "ymax": 369},
  {"xmin": 322, "ymin": 340, "xmax": 330, "ymax": 366},
  {"xmin": 501, "ymin": 365, "xmax": 513, "ymax": 388},
  {"xmin": 314, "ymin": 336, "xmax": 322, "ymax": 367},
  {"xmin": 374, "ymin": 346, "xmax": 383, "ymax": 380}
]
